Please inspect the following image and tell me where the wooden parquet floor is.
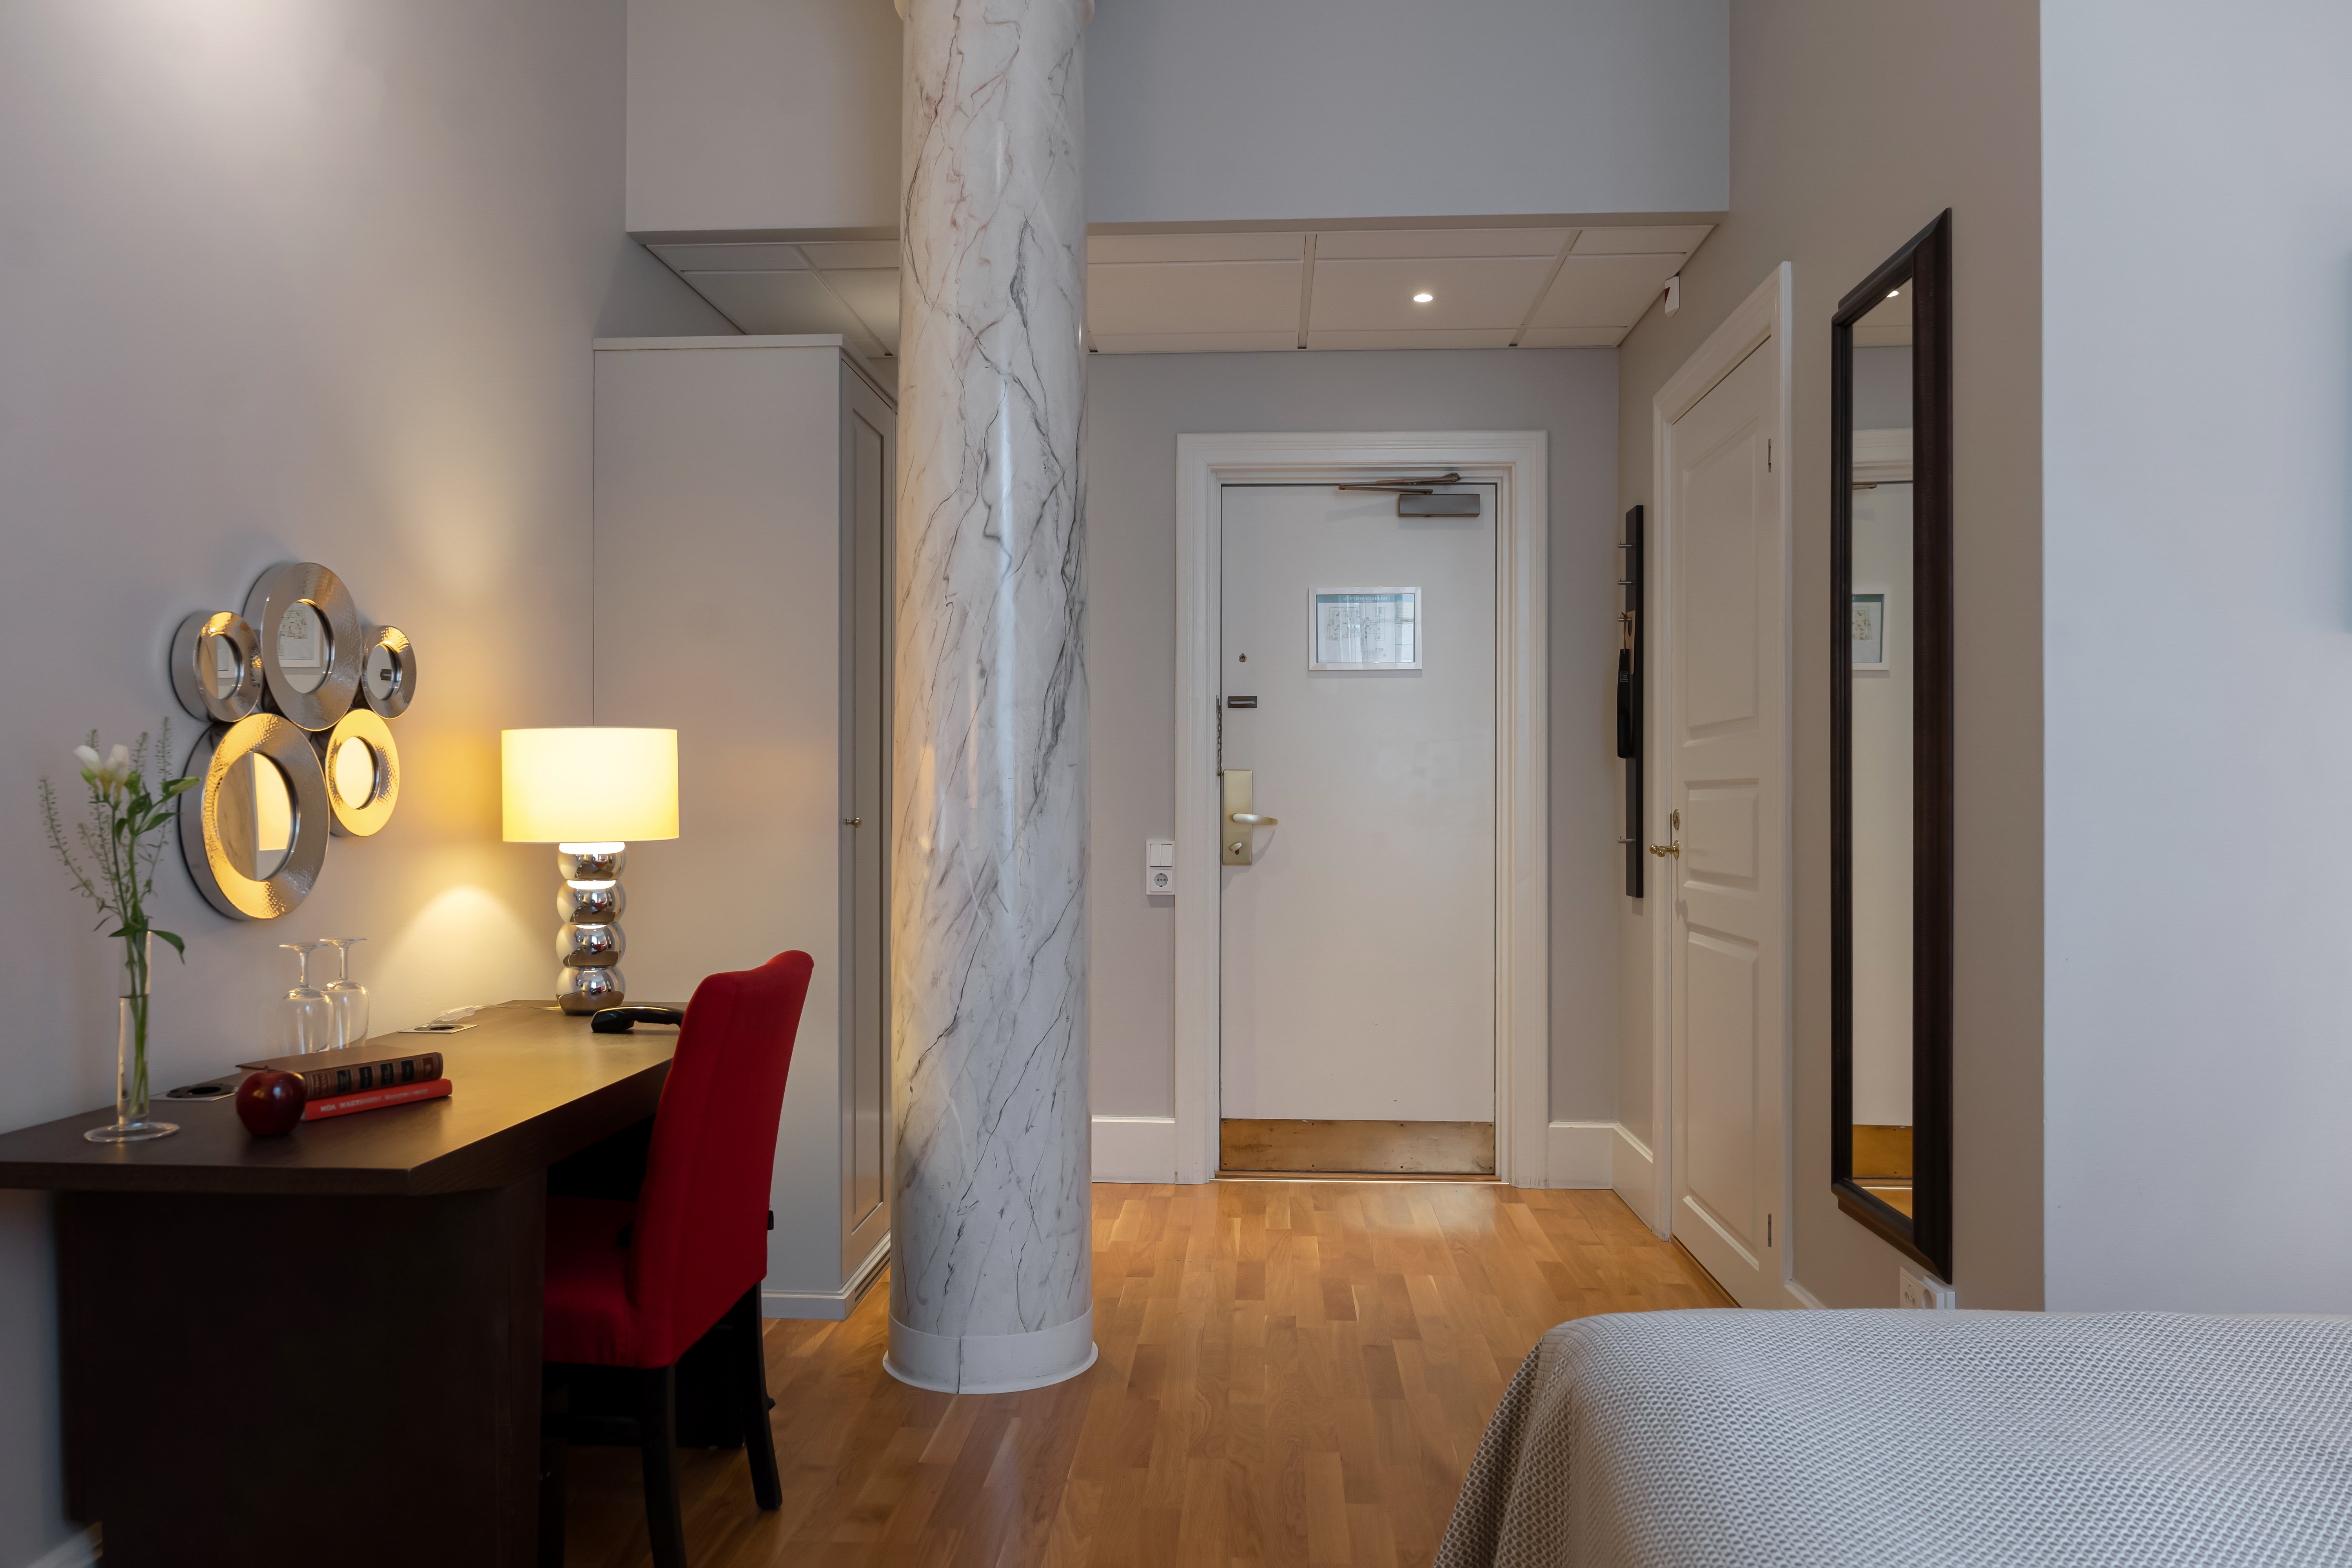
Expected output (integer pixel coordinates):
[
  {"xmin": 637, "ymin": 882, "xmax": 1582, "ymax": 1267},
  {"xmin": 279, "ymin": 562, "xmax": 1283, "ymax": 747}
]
[{"xmin": 561, "ymin": 1181, "xmax": 1732, "ymax": 1568}]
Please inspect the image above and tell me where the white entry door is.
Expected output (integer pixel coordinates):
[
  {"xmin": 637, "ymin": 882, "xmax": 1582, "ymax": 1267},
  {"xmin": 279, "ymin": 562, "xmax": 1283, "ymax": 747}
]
[
  {"xmin": 1219, "ymin": 483, "xmax": 1497, "ymax": 1137},
  {"xmin": 1664, "ymin": 340, "xmax": 1787, "ymax": 1306}
]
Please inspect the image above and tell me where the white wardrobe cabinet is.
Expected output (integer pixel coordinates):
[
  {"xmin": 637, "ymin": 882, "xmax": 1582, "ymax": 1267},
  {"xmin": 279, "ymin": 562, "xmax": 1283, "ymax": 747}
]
[{"xmin": 592, "ymin": 335, "xmax": 895, "ymax": 1318}]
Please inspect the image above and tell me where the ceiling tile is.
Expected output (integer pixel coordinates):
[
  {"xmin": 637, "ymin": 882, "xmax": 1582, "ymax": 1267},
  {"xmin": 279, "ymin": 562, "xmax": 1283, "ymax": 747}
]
[
  {"xmin": 1092, "ymin": 330, "xmax": 1300, "ymax": 354},
  {"xmin": 1313, "ymin": 228, "xmax": 1571, "ymax": 260},
  {"xmin": 651, "ymin": 243, "xmax": 806, "ymax": 272},
  {"xmin": 1088, "ymin": 232, "xmax": 1305, "ymax": 265},
  {"xmin": 1089, "ymin": 260, "xmax": 1301, "ymax": 336},
  {"xmin": 679, "ymin": 270, "xmax": 879, "ymax": 353},
  {"xmin": 1309, "ymin": 256, "xmax": 1553, "ymax": 333},
  {"xmin": 1519, "ymin": 327, "xmax": 1628, "ymax": 348},
  {"xmin": 820, "ymin": 268, "xmax": 900, "ymax": 347},
  {"xmin": 1304, "ymin": 328, "xmax": 1516, "ymax": 350},
  {"xmin": 1569, "ymin": 225, "xmax": 1713, "ymax": 256},
  {"xmin": 797, "ymin": 240, "xmax": 901, "ymax": 271},
  {"xmin": 1529, "ymin": 253, "xmax": 1683, "ymax": 329}
]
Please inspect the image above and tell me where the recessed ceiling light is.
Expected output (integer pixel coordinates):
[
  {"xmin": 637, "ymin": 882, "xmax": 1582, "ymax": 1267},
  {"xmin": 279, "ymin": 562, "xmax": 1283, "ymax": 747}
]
[{"xmin": 1412, "ymin": 292, "xmax": 1434, "ymax": 304}]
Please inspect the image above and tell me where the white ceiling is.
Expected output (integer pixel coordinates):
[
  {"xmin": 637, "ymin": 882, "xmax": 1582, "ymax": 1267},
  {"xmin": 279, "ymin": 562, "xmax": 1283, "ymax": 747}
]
[{"xmin": 650, "ymin": 223, "xmax": 1712, "ymax": 356}]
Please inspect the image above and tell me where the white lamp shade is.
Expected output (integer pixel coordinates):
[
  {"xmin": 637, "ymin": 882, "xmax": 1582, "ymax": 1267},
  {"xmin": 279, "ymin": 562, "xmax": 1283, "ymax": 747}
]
[{"xmin": 501, "ymin": 728, "xmax": 679, "ymax": 843}]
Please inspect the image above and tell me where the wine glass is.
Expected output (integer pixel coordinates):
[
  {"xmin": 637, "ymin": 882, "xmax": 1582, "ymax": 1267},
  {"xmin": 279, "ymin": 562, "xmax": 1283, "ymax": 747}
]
[
  {"xmin": 275, "ymin": 943, "xmax": 337, "ymax": 1056},
  {"xmin": 318, "ymin": 937, "xmax": 369, "ymax": 1050}
]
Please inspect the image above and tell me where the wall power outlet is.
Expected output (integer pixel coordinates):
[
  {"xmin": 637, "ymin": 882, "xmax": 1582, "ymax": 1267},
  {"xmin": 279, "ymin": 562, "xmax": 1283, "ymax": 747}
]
[
  {"xmin": 1898, "ymin": 1263, "xmax": 1957, "ymax": 1309},
  {"xmin": 1145, "ymin": 838, "xmax": 1176, "ymax": 896}
]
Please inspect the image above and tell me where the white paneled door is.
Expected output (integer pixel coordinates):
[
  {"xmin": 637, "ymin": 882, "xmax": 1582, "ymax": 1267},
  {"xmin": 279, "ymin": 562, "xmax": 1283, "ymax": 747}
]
[
  {"xmin": 1218, "ymin": 484, "xmax": 1497, "ymax": 1127},
  {"xmin": 1663, "ymin": 341, "xmax": 1787, "ymax": 1307}
]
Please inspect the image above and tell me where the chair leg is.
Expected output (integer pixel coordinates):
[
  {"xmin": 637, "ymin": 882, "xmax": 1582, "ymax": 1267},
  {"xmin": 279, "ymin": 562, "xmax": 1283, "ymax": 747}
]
[
  {"xmin": 730, "ymin": 1287, "xmax": 783, "ymax": 1510},
  {"xmin": 635, "ymin": 1364, "xmax": 688, "ymax": 1568},
  {"xmin": 539, "ymin": 1368, "xmax": 569, "ymax": 1568}
]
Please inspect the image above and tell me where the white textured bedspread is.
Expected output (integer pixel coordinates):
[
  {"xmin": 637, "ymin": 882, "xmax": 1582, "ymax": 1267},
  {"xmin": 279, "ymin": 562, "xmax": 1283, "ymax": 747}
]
[{"xmin": 1436, "ymin": 1309, "xmax": 2352, "ymax": 1568}]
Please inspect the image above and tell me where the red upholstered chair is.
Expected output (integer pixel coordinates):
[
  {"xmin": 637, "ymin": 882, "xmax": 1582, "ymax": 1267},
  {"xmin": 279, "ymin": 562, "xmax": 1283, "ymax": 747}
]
[{"xmin": 538, "ymin": 951, "xmax": 813, "ymax": 1568}]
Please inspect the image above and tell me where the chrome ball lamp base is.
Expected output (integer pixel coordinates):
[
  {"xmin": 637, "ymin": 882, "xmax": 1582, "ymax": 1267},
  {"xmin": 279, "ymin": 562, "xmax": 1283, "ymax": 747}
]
[{"xmin": 554, "ymin": 843, "xmax": 629, "ymax": 1014}]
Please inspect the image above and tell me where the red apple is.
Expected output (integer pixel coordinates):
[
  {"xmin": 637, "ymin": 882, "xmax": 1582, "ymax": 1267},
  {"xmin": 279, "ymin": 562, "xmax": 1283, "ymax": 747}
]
[{"xmin": 236, "ymin": 1070, "xmax": 307, "ymax": 1136}]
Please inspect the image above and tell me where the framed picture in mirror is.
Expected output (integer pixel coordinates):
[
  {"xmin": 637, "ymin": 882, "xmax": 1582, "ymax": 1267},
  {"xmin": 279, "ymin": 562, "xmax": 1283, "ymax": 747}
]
[{"xmin": 1831, "ymin": 209, "xmax": 1954, "ymax": 1282}]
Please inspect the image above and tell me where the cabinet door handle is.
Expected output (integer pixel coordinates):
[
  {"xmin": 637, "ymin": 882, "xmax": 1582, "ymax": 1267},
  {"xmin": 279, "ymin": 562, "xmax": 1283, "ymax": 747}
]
[{"xmin": 843, "ymin": 817, "xmax": 863, "ymax": 828}]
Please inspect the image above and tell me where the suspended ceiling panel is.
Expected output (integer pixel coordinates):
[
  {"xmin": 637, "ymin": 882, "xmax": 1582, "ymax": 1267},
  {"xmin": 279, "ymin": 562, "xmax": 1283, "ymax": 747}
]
[{"xmin": 650, "ymin": 221, "xmax": 1712, "ymax": 356}]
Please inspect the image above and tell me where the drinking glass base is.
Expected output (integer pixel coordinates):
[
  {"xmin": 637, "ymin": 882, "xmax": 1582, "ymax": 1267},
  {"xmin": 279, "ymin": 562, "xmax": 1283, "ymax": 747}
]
[{"xmin": 84, "ymin": 1119, "xmax": 178, "ymax": 1143}]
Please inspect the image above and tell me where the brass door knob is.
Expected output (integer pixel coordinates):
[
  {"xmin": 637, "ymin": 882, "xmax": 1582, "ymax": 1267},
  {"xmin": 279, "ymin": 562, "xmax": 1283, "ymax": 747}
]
[
  {"xmin": 1229, "ymin": 812, "xmax": 1278, "ymax": 826},
  {"xmin": 1648, "ymin": 841, "xmax": 1681, "ymax": 858}
]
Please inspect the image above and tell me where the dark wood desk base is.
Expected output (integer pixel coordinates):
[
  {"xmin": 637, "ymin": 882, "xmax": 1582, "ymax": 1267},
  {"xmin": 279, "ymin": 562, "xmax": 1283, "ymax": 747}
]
[{"xmin": 58, "ymin": 1180, "xmax": 545, "ymax": 1568}]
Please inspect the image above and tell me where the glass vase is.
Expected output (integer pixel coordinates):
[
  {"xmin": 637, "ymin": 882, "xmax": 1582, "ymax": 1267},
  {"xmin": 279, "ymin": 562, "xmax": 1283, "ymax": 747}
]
[{"xmin": 85, "ymin": 933, "xmax": 177, "ymax": 1143}]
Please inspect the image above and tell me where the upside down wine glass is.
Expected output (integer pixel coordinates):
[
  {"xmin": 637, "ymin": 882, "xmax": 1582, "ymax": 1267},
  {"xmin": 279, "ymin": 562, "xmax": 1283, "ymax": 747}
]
[
  {"xmin": 317, "ymin": 937, "xmax": 369, "ymax": 1050},
  {"xmin": 276, "ymin": 942, "xmax": 337, "ymax": 1056}
]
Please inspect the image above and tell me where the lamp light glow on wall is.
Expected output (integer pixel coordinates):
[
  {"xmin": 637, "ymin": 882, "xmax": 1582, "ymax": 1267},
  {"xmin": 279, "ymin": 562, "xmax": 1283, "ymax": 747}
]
[{"xmin": 501, "ymin": 728, "xmax": 678, "ymax": 1014}]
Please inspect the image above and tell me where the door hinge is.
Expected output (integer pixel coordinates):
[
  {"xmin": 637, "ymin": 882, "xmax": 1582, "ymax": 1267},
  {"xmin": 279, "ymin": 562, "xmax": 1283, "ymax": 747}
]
[
  {"xmin": 1766, "ymin": 439, "xmax": 1773, "ymax": 473},
  {"xmin": 1767, "ymin": 1213, "xmax": 1773, "ymax": 1247}
]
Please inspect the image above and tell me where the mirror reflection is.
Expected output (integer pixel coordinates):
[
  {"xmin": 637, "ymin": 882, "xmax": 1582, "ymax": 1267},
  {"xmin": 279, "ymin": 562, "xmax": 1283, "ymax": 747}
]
[
  {"xmin": 276, "ymin": 600, "xmax": 332, "ymax": 694},
  {"xmin": 330, "ymin": 735, "xmax": 380, "ymax": 809},
  {"xmin": 201, "ymin": 630, "xmax": 246, "ymax": 701},
  {"xmin": 1849, "ymin": 281, "xmax": 1915, "ymax": 1217},
  {"xmin": 218, "ymin": 753, "xmax": 296, "ymax": 880}
]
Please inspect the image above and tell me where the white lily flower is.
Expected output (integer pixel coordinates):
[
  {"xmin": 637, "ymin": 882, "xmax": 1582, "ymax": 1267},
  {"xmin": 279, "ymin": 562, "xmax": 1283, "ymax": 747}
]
[{"xmin": 73, "ymin": 744, "xmax": 101, "ymax": 770}]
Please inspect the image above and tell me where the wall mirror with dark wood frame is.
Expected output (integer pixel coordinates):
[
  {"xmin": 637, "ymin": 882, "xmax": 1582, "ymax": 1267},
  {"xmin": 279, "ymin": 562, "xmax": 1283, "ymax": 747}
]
[{"xmin": 1832, "ymin": 209, "xmax": 1954, "ymax": 1281}]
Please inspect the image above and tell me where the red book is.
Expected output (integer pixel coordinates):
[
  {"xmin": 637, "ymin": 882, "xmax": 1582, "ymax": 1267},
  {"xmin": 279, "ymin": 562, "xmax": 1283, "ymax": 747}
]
[{"xmin": 301, "ymin": 1078, "xmax": 453, "ymax": 1122}]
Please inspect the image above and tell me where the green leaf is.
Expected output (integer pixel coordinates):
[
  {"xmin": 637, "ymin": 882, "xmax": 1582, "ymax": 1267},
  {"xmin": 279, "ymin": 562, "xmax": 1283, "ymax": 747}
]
[{"xmin": 153, "ymin": 930, "xmax": 186, "ymax": 958}]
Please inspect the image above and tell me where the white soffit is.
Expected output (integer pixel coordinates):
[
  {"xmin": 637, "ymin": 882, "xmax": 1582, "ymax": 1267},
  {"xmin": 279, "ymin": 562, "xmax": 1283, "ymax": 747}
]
[
  {"xmin": 652, "ymin": 242, "xmax": 807, "ymax": 272},
  {"xmin": 1312, "ymin": 227, "xmax": 1573, "ymax": 259},
  {"xmin": 680, "ymin": 270, "xmax": 884, "ymax": 357},
  {"xmin": 1529, "ymin": 253, "xmax": 1685, "ymax": 329},
  {"xmin": 1310, "ymin": 255, "xmax": 1557, "ymax": 332},
  {"xmin": 646, "ymin": 221, "xmax": 1713, "ymax": 356},
  {"xmin": 1568, "ymin": 225, "xmax": 1713, "ymax": 256},
  {"xmin": 820, "ymin": 268, "xmax": 901, "ymax": 348},
  {"xmin": 1091, "ymin": 259, "xmax": 1302, "ymax": 336}
]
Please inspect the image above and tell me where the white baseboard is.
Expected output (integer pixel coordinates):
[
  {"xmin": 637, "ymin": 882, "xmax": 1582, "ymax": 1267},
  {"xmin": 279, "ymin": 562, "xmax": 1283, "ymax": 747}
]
[
  {"xmin": 1611, "ymin": 1121, "xmax": 1660, "ymax": 1232},
  {"xmin": 24, "ymin": 1527, "xmax": 98, "ymax": 1568},
  {"xmin": 1092, "ymin": 1114, "xmax": 1179, "ymax": 1183},
  {"xmin": 1542, "ymin": 1121, "xmax": 1615, "ymax": 1187},
  {"xmin": 1783, "ymin": 1276, "xmax": 1827, "ymax": 1310},
  {"xmin": 761, "ymin": 1233, "xmax": 889, "ymax": 1321}
]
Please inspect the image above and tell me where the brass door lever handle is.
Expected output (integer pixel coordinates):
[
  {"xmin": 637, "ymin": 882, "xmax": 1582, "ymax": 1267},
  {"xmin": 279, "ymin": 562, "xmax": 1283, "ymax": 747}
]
[
  {"xmin": 1229, "ymin": 812, "xmax": 1278, "ymax": 826},
  {"xmin": 1648, "ymin": 841, "xmax": 1680, "ymax": 858}
]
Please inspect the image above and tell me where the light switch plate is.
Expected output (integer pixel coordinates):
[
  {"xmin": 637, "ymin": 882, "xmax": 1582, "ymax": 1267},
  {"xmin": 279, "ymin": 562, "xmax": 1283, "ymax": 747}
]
[
  {"xmin": 1145, "ymin": 838, "xmax": 1176, "ymax": 896},
  {"xmin": 1898, "ymin": 1263, "xmax": 1956, "ymax": 1309}
]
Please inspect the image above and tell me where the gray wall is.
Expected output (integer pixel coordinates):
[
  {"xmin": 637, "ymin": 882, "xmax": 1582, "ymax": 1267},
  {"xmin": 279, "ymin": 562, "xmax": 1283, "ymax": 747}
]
[
  {"xmin": 1085, "ymin": 349, "xmax": 1622, "ymax": 1123},
  {"xmin": 624, "ymin": 0, "xmax": 1728, "ymax": 234},
  {"xmin": 0, "ymin": 4, "xmax": 726, "ymax": 1561},
  {"xmin": 2041, "ymin": 0, "xmax": 2352, "ymax": 1312},
  {"xmin": 1085, "ymin": 0, "xmax": 1728, "ymax": 223},
  {"xmin": 1612, "ymin": 0, "xmax": 2043, "ymax": 1308}
]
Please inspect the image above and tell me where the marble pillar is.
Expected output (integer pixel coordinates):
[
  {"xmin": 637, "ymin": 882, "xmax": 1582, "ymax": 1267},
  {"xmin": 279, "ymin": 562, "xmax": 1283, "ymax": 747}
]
[{"xmin": 886, "ymin": 0, "xmax": 1092, "ymax": 1394}]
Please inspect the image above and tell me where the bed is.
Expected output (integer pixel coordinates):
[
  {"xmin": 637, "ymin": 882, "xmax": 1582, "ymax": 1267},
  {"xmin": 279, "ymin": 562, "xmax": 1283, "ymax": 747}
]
[{"xmin": 1436, "ymin": 1309, "xmax": 2352, "ymax": 1567}]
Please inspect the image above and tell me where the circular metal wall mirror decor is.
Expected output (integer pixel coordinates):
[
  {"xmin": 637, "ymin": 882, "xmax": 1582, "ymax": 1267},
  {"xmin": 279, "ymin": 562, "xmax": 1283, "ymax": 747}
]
[
  {"xmin": 168, "ymin": 611, "xmax": 266, "ymax": 724},
  {"xmin": 181, "ymin": 713, "xmax": 332, "ymax": 919},
  {"xmin": 242, "ymin": 561, "xmax": 363, "ymax": 733},
  {"xmin": 359, "ymin": 625, "xmax": 419, "ymax": 718},
  {"xmin": 320, "ymin": 707, "xmax": 400, "ymax": 837},
  {"xmin": 173, "ymin": 562, "xmax": 418, "ymax": 918}
]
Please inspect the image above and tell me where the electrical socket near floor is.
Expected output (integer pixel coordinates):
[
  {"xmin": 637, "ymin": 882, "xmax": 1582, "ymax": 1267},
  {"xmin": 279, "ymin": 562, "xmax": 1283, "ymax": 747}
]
[{"xmin": 1898, "ymin": 1263, "xmax": 1957, "ymax": 1309}]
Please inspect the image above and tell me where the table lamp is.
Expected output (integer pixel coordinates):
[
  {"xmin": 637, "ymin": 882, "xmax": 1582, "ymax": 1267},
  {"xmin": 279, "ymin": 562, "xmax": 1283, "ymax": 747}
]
[{"xmin": 501, "ymin": 728, "xmax": 678, "ymax": 1014}]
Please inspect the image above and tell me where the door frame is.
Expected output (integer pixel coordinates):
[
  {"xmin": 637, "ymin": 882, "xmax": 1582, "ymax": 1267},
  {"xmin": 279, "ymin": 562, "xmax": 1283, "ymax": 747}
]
[
  {"xmin": 1172, "ymin": 432, "xmax": 1550, "ymax": 1185},
  {"xmin": 1644, "ymin": 265, "xmax": 1796, "ymax": 1269}
]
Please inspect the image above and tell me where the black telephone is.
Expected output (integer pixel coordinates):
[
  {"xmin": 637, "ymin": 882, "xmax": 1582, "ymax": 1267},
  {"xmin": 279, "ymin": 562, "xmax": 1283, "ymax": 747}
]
[{"xmin": 590, "ymin": 1005, "xmax": 685, "ymax": 1034}]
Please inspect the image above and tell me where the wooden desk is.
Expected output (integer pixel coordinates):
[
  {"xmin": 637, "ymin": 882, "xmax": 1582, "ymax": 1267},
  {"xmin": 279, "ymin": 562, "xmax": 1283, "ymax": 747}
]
[{"xmin": 0, "ymin": 1001, "xmax": 677, "ymax": 1568}]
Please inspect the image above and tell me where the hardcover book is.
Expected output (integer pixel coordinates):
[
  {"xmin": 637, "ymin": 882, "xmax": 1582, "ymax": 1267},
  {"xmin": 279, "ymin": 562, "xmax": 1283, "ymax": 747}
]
[{"xmin": 237, "ymin": 1043, "xmax": 446, "ymax": 1099}]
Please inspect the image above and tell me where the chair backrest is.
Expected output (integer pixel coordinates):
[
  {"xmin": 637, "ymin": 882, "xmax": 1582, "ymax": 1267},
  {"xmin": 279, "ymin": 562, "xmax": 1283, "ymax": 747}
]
[{"xmin": 625, "ymin": 950, "xmax": 814, "ymax": 1365}]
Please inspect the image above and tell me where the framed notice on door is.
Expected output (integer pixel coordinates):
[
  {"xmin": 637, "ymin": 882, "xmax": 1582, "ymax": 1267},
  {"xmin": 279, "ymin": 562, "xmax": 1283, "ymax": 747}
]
[{"xmin": 1310, "ymin": 587, "xmax": 1421, "ymax": 670}]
